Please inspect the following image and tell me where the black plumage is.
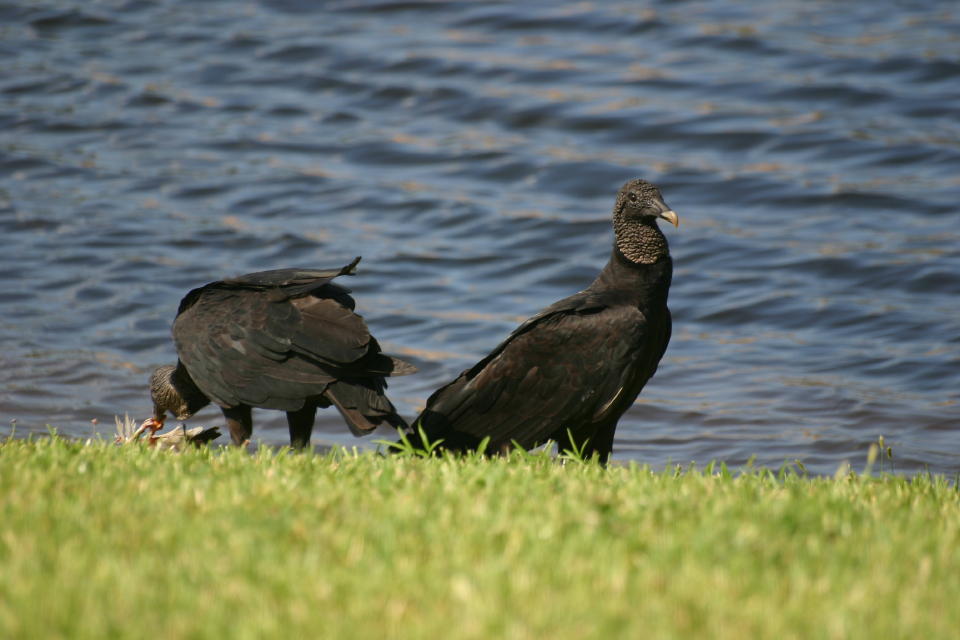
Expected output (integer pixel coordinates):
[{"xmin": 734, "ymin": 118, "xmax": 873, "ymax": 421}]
[
  {"xmin": 409, "ymin": 179, "xmax": 678, "ymax": 463},
  {"xmin": 147, "ymin": 257, "xmax": 416, "ymax": 448}
]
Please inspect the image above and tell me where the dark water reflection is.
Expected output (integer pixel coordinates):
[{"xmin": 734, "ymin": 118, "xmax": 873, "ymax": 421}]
[{"xmin": 1, "ymin": 0, "xmax": 958, "ymax": 475}]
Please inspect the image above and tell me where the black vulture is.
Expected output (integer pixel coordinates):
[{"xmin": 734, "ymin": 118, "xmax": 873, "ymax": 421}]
[
  {"xmin": 408, "ymin": 179, "xmax": 678, "ymax": 463},
  {"xmin": 144, "ymin": 257, "xmax": 416, "ymax": 448}
]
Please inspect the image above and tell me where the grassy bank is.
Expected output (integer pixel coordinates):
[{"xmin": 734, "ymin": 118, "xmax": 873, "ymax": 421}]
[{"xmin": 1, "ymin": 436, "xmax": 958, "ymax": 639}]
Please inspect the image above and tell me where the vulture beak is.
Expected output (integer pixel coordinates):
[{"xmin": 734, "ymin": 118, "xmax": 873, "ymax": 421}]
[
  {"xmin": 650, "ymin": 196, "xmax": 679, "ymax": 227},
  {"xmin": 659, "ymin": 209, "xmax": 680, "ymax": 227}
]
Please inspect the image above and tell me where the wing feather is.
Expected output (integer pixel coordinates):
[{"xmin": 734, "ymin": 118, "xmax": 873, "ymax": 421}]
[
  {"xmin": 417, "ymin": 303, "xmax": 655, "ymax": 450},
  {"xmin": 289, "ymin": 296, "xmax": 370, "ymax": 365}
]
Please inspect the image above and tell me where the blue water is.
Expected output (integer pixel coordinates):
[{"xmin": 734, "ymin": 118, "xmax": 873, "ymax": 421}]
[{"xmin": 1, "ymin": 0, "xmax": 958, "ymax": 474}]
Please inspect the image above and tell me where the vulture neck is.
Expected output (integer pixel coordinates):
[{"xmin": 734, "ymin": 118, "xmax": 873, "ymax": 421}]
[
  {"xmin": 153, "ymin": 361, "xmax": 210, "ymax": 419},
  {"xmin": 592, "ymin": 227, "xmax": 672, "ymax": 304}
]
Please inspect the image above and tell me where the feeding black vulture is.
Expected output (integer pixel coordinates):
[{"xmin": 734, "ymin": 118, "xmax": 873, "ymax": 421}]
[
  {"xmin": 143, "ymin": 257, "xmax": 416, "ymax": 448},
  {"xmin": 407, "ymin": 179, "xmax": 678, "ymax": 463}
]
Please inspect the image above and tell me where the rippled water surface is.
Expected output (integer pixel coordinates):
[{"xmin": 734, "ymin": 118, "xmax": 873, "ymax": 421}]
[{"xmin": 2, "ymin": 0, "xmax": 958, "ymax": 474}]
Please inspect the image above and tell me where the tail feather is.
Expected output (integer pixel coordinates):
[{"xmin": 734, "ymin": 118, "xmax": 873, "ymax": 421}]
[
  {"xmin": 387, "ymin": 356, "xmax": 418, "ymax": 376},
  {"xmin": 324, "ymin": 381, "xmax": 408, "ymax": 437}
]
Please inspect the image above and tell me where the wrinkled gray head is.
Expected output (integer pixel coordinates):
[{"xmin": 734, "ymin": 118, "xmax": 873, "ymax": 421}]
[
  {"xmin": 149, "ymin": 364, "xmax": 210, "ymax": 421},
  {"xmin": 611, "ymin": 179, "xmax": 679, "ymax": 264}
]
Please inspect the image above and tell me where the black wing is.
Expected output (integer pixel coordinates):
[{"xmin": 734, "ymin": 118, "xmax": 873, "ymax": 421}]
[
  {"xmin": 416, "ymin": 294, "xmax": 666, "ymax": 451},
  {"xmin": 172, "ymin": 260, "xmax": 409, "ymax": 413},
  {"xmin": 176, "ymin": 257, "xmax": 360, "ymax": 316}
]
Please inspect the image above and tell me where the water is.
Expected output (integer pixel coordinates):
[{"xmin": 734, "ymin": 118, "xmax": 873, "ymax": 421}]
[{"xmin": 1, "ymin": 0, "xmax": 958, "ymax": 475}]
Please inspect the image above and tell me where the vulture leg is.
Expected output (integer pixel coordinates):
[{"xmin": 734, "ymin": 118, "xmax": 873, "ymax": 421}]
[
  {"xmin": 582, "ymin": 423, "xmax": 616, "ymax": 466},
  {"xmin": 286, "ymin": 402, "xmax": 317, "ymax": 450},
  {"xmin": 221, "ymin": 405, "xmax": 253, "ymax": 446}
]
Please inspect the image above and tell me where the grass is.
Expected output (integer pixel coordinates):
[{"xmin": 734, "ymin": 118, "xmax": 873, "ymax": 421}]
[{"xmin": 1, "ymin": 435, "xmax": 959, "ymax": 639}]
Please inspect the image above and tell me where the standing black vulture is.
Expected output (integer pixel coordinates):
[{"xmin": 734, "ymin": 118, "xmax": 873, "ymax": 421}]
[
  {"xmin": 143, "ymin": 257, "xmax": 416, "ymax": 448},
  {"xmin": 409, "ymin": 179, "xmax": 678, "ymax": 463}
]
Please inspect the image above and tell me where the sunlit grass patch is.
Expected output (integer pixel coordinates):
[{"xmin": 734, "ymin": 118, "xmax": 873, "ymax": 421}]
[{"xmin": 1, "ymin": 435, "xmax": 958, "ymax": 639}]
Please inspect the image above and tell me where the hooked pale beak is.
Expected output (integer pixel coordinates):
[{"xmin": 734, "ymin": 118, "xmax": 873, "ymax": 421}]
[
  {"xmin": 649, "ymin": 195, "xmax": 679, "ymax": 228},
  {"xmin": 659, "ymin": 210, "xmax": 679, "ymax": 227}
]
